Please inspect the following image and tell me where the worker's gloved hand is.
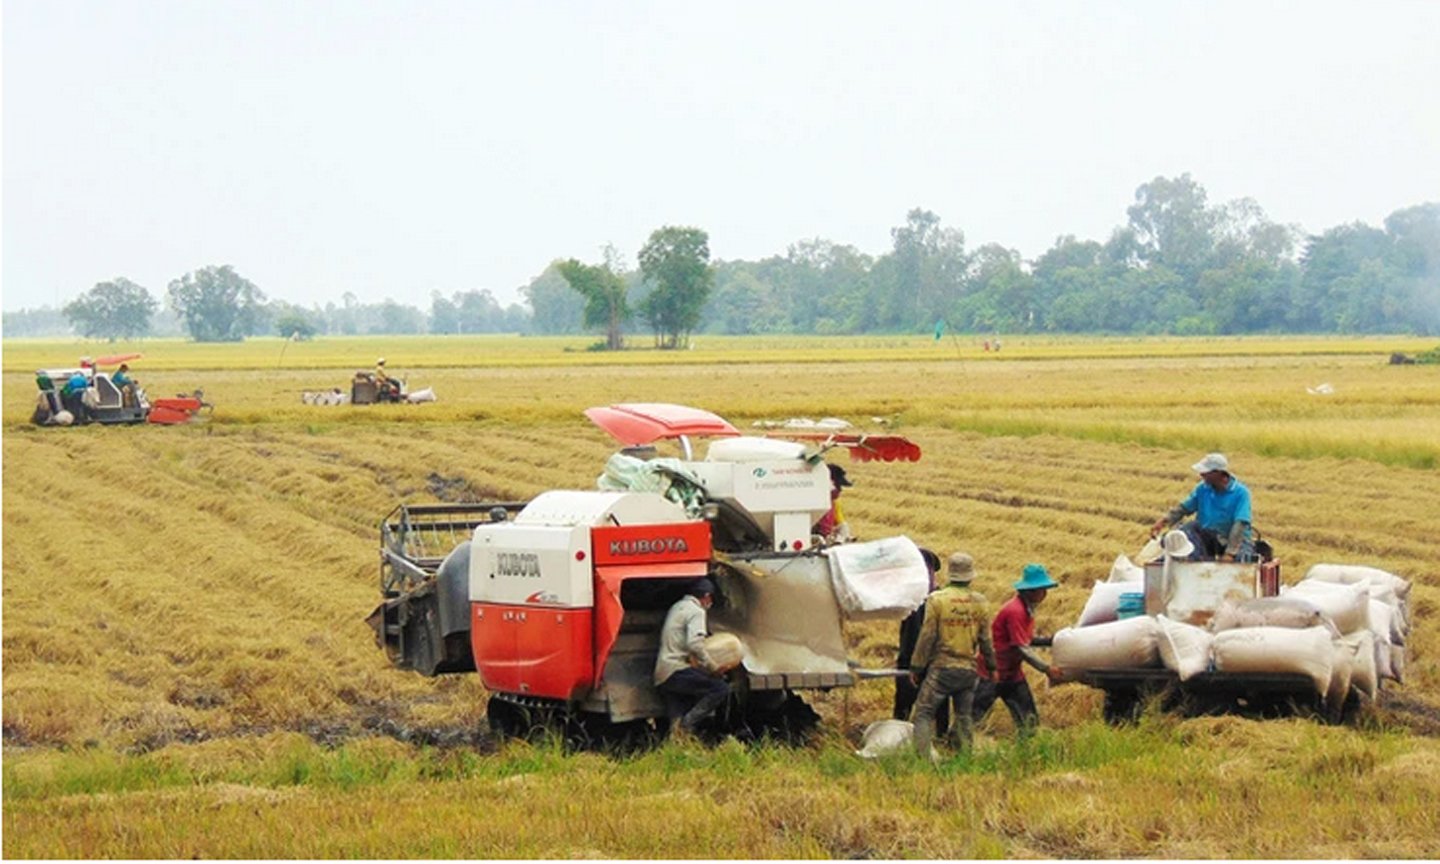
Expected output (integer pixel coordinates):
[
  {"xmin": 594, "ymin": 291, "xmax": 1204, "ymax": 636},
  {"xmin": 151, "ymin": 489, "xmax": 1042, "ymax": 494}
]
[
  {"xmin": 1149, "ymin": 519, "xmax": 1168, "ymax": 538},
  {"xmin": 1045, "ymin": 666, "xmax": 1064, "ymax": 684}
]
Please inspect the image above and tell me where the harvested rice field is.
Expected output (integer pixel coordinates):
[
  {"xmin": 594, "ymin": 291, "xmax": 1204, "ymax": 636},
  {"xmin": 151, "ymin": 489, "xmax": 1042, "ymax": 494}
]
[{"xmin": 4, "ymin": 334, "xmax": 1439, "ymax": 858}]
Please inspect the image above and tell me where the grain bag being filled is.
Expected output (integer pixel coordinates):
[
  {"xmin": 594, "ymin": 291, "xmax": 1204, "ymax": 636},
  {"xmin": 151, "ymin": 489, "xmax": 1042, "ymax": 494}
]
[
  {"xmin": 1155, "ymin": 615, "xmax": 1213, "ymax": 681},
  {"xmin": 854, "ymin": 720, "xmax": 937, "ymax": 761},
  {"xmin": 1209, "ymin": 596, "xmax": 1332, "ymax": 634},
  {"xmin": 1211, "ymin": 626, "xmax": 1335, "ymax": 695},
  {"xmin": 702, "ymin": 633, "xmax": 745, "ymax": 673},
  {"xmin": 1052, "ymin": 616, "xmax": 1161, "ymax": 670},
  {"xmin": 1281, "ymin": 580, "xmax": 1369, "ymax": 635}
]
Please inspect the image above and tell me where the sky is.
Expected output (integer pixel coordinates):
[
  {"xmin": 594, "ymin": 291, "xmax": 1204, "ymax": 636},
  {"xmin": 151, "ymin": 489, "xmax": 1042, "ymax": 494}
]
[{"xmin": 4, "ymin": 0, "xmax": 1439, "ymax": 313}]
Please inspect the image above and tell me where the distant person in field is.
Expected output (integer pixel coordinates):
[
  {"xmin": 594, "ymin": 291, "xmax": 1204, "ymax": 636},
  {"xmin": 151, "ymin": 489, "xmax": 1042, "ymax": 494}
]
[
  {"xmin": 812, "ymin": 463, "xmax": 854, "ymax": 543},
  {"xmin": 1150, "ymin": 453, "xmax": 1255, "ymax": 562},
  {"xmin": 972, "ymin": 564, "xmax": 1062, "ymax": 737},
  {"xmin": 112, "ymin": 363, "xmax": 137, "ymax": 406},
  {"xmin": 909, "ymin": 551, "xmax": 996, "ymax": 758},
  {"xmin": 61, "ymin": 369, "xmax": 92, "ymax": 423},
  {"xmin": 893, "ymin": 548, "xmax": 949, "ymax": 735},
  {"xmin": 654, "ymin": 578, "xmax": 730, "ymax": 739}
]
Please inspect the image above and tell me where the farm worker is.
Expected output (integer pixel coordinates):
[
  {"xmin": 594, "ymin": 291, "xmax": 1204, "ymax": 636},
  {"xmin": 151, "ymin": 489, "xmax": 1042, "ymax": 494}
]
[
  {"xmin": 812, "ymin": 463, "xmax": 853, "ymax": 543},
  {"xmin": 375, "ymin": 358, "xmax": 388, "ymax": 383},
  {"xmin": 654, "ymin": 578, "xmax": 730, "ymax": 739},
  {"xmin": 972, "ymin": 564, "xmax": 1062, "ymax": 736},
  {"xmin": 1149, "ymin": 453, "xmax": 1254, "ymax": 562},
  {"xmin": 61, "ymin": 370, "xmax": 92, "ymax": 423},
  {"xmin": 112, "ymin": 363, "xmax": 136, "ymax": 405},
  {"xmin": 909, "ymin": 551, "xmax": 997, "ymax": 758},
  {"xmin": 893, "ymin": 548, "xmax": 949, "ymax": 735}
]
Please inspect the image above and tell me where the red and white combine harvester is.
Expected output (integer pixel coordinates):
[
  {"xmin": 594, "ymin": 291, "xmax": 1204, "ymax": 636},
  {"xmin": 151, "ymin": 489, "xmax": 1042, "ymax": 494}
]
[
  {"xmin": 32, "ymin": 353, "xmax": 212, "ymax": 427},
  {"xmin": 368, "ymin": 403, "xmax": 926, "ymax": 742}
]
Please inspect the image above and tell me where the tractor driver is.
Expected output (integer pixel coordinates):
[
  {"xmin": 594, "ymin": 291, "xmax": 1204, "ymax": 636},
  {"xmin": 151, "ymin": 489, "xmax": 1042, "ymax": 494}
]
[
  {"xmin": 1149, "ymin": 453, "xmax": 1255, "ymax": 562},
  {"xmin": 654, "ymin": 578, "xmax": 730, "ymax": 740}
]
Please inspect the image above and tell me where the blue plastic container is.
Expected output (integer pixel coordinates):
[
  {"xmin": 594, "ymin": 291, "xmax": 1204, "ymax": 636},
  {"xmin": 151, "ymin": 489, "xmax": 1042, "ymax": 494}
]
[{"xmin": 1116, "ymin": 592, "xmax": 1146, "ymax": 620}]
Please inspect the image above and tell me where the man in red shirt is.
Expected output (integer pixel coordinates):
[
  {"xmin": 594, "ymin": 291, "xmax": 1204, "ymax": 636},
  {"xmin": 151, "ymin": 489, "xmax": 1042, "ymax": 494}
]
[{"xmin": 973, "ymin": 563, "xmax": 1062, "ymax": 735}]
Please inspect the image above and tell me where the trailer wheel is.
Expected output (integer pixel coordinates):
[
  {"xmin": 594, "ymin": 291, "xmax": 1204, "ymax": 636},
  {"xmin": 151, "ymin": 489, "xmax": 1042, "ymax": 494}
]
[{"xmin": 1102, "ymin": 689, "xmax": 1142, "ymax": 726}]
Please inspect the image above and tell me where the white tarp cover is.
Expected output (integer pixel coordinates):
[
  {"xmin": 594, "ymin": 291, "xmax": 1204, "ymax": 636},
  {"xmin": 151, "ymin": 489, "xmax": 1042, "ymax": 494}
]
[{"xmin": 826, "ymin": 536, "xmax": 930, "ymax": 621}]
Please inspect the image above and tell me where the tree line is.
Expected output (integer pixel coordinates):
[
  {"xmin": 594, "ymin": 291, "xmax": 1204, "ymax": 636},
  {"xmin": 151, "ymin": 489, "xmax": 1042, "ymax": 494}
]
[{"xmin": 9, "ymin": 174, "xmax": 1438, "ymax": 343}]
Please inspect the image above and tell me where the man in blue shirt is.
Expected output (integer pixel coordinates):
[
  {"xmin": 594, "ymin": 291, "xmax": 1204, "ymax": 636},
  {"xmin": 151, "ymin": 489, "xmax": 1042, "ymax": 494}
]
[{"xmin": 1150, "ymin": 453, "xmax": 1255, "ymax": 562}]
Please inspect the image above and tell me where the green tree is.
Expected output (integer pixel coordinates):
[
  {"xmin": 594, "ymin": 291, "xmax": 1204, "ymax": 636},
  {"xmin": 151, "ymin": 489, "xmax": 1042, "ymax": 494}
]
[
  {"xmin": 274, "ymin": 312, "xmax": 317, "ymax": 340},
  {"xmin": 1127, "ymin": 174, "xmax": 1217, "ymax": 283},
  {"xmin": 557, "ymin": 250, "xmax": 631, "ymax": 350},
  {"xmin": 521, "ymin": 264, "xmax": 584, "ymax": 334},
  {"xmin": 167, "ymin": 265, "xmax": 266, "ymax": 342},
  {"xmin": 637, "ymin": 226, "xmax": 713, "ymax": 348},
  {"xmin": 63, "ymin": 277, "xmax": 157, "ymax": 341}
]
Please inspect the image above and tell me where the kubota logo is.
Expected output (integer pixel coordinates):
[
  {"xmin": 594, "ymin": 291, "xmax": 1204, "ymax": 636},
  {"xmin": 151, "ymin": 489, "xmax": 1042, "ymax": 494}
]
[
  {"xmin": 497, "ymin": 552, "xmax": 541, "ymax": 578},
  {"xmin": 608, "ymin": 537, "xmax": 690, "ymax": 556}
]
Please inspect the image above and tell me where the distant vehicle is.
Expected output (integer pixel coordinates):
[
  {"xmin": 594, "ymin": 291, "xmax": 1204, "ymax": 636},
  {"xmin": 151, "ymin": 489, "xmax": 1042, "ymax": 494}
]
[{"xmin": 32, "ymin": 354, "xmax": 212, "ymax": 426}]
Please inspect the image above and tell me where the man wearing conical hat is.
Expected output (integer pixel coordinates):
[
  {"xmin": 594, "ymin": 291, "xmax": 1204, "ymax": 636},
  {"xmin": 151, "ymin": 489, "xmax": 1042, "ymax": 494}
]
[
  {"xmin": 972, "ymin": 563, "xmax": 1062, "ymax": 737},
  {"xmin": 909, "ymin": 551, "xmax": 996, "ymax": 759}
]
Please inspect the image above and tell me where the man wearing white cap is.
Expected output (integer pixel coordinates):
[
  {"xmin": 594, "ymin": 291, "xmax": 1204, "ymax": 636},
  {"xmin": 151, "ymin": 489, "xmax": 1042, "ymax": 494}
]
[{"xmin": 1150, "ymin": 452, "xmax": 1255, "ymax": 562}]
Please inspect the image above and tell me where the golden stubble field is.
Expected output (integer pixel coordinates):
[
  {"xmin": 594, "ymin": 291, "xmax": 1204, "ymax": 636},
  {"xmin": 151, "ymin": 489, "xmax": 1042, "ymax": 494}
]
[{"xmin": 3, "ymin": 335, "xmax": 1439, "ymax": 858}]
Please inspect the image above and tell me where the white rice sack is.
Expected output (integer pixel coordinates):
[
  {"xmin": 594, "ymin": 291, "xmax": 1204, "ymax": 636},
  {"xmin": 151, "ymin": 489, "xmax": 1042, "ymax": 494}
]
[
  {"xmin": 1212, "ymin": 626, "xmax": 1335, "ymax": 695},
  {"xmin": 1108, "ymin": 554, "xmax": 1144, "ymax": 584},
  {"xmin": 1305, "ymin": 563, "xmax": 1411, "ymax": 600},
  {"xmin": 1077, "ymin": 581, "xmax": 1135, "ymax": 627},
  {"xmin": 1367, "ymin": 599, "xmax": 1403, "ymax": 649},
  {"xmin": 1156, "ymin": 615, "xmax": 1213, "ymax": 681},
  {"xmin": 1374, "ymin": 628, "xmax": 1395, "ymax": 680},
  {"xmin": 1326, "ymin": 641, "xmax": 1354, "ymax": 712},
  {"xmin": 854, "ymin": 720, "xmax": 935, "ymax": 760},
  {"xmin": 1209, "ymin": 596, "xmax": 1331, "ymax": 633},
  {"xmin": 1052, "ymin": 617, "xmax": 1161, "ymax": 670},
  {"xmin": 1388, "ymin": 644, "xmax": 1405, "ymax": 684},
  {"xmin": 1283, "ymin": 580, "xmax": 1369, "ymax": 635},
  {"xmin": 1340, "ymin": 631, "xmax": 1378, "ymax": 701}
]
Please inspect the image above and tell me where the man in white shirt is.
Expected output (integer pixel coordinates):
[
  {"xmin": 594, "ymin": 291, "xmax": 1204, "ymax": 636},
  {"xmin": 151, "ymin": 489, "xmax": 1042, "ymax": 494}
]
[{"xmin": 654, "ymin": 578, "xmax": 730, "ymax": 737}]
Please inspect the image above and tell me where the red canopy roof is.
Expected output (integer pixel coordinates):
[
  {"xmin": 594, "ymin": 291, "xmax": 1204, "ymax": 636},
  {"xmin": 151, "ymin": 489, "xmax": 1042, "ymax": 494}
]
[{"xmin": 584, "ymin": 403, "xmax": 740, "ymax": 446}]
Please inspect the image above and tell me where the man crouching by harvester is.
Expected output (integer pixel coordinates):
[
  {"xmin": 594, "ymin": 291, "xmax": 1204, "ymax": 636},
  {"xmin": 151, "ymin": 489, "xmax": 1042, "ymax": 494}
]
[{"xmin": 655, "ymin": 578, "xmax": 732, "ymax": 741}]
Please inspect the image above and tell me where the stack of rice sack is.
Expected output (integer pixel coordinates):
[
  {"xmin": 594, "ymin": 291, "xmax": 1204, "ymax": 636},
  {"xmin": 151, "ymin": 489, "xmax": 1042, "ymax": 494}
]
[{"xmin": 1051, "ymin": 555, "xmax": 1410, "ymax": 710}]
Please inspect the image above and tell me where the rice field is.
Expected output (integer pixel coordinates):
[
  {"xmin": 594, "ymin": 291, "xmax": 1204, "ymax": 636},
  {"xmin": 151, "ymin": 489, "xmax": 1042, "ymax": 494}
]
[{"xmin": 4, "ymin": 334, "xmax": 1439, "ymax": 858}]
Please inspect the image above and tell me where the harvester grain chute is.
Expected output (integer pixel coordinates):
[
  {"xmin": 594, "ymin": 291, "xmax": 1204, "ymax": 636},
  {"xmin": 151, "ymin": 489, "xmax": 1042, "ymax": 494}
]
[{"xmin": 367, "ymin": 403, "xmax": 928, "ymax": 743}]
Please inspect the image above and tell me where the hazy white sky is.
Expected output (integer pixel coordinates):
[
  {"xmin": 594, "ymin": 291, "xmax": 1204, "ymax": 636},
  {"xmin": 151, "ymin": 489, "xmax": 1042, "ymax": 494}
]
[{"xmin": 4, "ymin": 0, "xmax": 1438, "ymax": 312}]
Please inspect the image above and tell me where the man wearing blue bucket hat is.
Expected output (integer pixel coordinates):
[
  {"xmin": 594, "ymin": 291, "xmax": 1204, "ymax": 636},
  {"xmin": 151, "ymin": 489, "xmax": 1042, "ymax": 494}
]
[{"xmin": 972, "ymin": 563, "xmax": 1062, "ymax": 736}]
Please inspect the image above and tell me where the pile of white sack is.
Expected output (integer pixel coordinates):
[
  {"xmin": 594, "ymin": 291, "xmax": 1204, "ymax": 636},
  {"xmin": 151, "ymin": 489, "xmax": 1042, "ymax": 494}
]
[{"xmin": 1052, "ymin": 557, "xmax": 1410, "ymax": 707}]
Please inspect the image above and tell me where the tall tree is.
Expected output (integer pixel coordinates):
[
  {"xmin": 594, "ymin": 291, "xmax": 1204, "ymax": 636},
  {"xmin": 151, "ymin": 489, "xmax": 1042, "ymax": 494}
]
[
  {"xmin": 1127, "ymin": 174, "xmax": 1217, "ymax": 282},
  {"xmin": 63, "ymin": 277, "xmax": 157, "ymax": 341},
  {"xmin": 557, "ymin": 251, "xmax": 631, "ymax": 350},
  {"xmin": 521, "ymin": 264, "xmax": 584, "ymax": 334},
  {"xmin": 637, "ymin": 226, "xmax": 712, "ymax": 348},
  {"xmin": 167, "ymin": 265, "xmax": 266, "ymax": 342}
]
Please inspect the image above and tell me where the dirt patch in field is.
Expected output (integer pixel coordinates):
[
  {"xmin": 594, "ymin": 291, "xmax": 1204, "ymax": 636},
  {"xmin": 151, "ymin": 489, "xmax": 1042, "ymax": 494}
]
[
  {"xmin": 1378, "ymin": 694, "xmax": 1440, "ymax": 737},
  {"xmin": 426, "ymin": 472, "xmax": 511, "ymax": 503}
]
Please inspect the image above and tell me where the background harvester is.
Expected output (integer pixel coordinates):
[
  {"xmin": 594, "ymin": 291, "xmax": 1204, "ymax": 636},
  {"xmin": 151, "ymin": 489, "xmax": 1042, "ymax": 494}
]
[
  {"xmin": 32, "ymin": 353, "xmax": 212, "ymax": 426},
  {"xmin": 1051, "ymin": 543, "xmax": 1411, "ymax": 724},
  {"xmin": 368, "ymin": 403, "xmax": 927, "ymax": 741}
]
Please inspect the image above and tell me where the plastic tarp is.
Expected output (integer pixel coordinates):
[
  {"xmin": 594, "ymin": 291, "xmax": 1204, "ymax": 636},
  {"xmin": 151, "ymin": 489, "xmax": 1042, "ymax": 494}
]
[
  {"xmin": 596, "ymin": 453, "xmax": 708, "ymax": 516},
  {"xmin": 825, "ymin": 536, "xmax": 929, "ymax": 621}
]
